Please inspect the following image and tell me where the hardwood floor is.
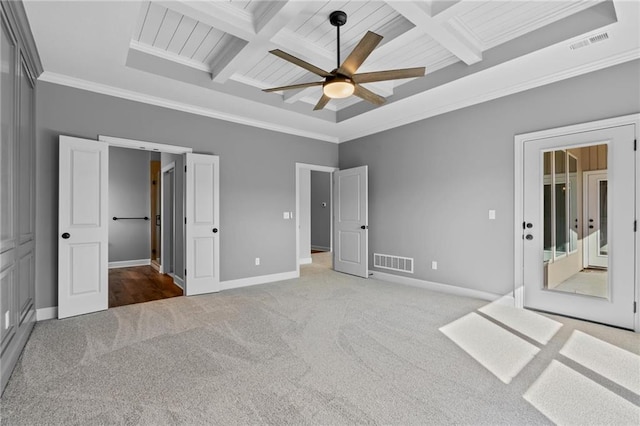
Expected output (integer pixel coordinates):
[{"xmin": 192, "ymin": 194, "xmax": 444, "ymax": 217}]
[{"xmin": 109, "ymin": 266, "xmax": 183, "ymax": 308}]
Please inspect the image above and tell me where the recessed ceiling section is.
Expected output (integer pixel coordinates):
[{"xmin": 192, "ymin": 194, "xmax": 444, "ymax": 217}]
[{"xmin": 122, "ymin": 0, "xmax": 621, "ymax": 123}]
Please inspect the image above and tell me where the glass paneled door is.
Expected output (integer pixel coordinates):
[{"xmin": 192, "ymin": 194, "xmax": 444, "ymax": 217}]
[{"xmin": 523, "ymin": 125, "xmax": 635, "ymax": 329}]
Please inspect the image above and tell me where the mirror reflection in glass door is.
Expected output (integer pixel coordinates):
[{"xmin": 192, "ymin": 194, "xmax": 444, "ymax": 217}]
[{"xmin": 542, "ymin": 143, "xmax": 608, "ymax": 299}]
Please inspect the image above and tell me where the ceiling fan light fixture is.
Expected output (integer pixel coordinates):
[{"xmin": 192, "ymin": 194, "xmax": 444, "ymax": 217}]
[{"xmin": 323, "ymin": 77, "xmax": 354, "ymax": 99}]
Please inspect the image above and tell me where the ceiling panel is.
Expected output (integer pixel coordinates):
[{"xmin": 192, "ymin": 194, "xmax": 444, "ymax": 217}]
[
  {"xmin": 179, "ymin": 23, "xmax": 213, "ymax": 59},
  {"xmin": 454, "ymin": 0, "xmax": 604, "ymax": 50},
  {"xmin": 153, "ymin": 9, "xmax": 182, "ymax": 50},
  {"xmin": 137, "ymin": 2, "xmax": 165, "ymax": 45}
]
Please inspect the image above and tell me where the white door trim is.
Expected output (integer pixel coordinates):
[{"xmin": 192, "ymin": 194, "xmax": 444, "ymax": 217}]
[
  {"xmin": 514, "ymin": 113, "xmax": 639, "ymax": 332},
  {"xmin": 98, "ymin": 135, "xmax": 192, "ymax": 154},
  {"xmin": 295, "ymin": 163, "xmax": 339, "ymax": 276}
]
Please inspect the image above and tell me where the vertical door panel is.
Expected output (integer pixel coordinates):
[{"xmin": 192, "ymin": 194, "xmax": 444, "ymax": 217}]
[
  {"xmin": 523, "ymin": 126, "xmax": 635, "ymax": 329},
  {"xmin": 0, "ymin": 19, "xmax": 15, "ymax": 253},
  {"xmin": 18, "ymin": 55, "xmax": 34, "ymax": 243},
  {"xmin": 334, "ymin": 166, "xmax": 368, "ymax": 278},
  {"xmin": 58, "ymin": 136, "xmax": 108, "ymax": 318},
  {"xmin": 185, "ymin": 153, "xmax": 219, "ymax": 295}
]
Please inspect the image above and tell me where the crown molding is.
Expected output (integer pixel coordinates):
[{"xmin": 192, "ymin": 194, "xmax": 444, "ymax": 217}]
[
  {"xmin": 37, "ymin": 71, "xmax": 339, "ymax": 144},
  {"xmin": 1, "ymin": 0, "xmax": 44, "ymax": 77}
]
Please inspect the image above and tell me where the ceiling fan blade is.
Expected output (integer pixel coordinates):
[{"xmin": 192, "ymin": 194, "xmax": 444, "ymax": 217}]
[
  {"xmin": 353, "ymin": 84, "xmax": 386, "ymax": 106},
  {"xmin": 269, "ymin": 50, "xmax": 332, "ymax": 78},
  {"xmin": 263, "ymin": 81, "xmax": 324, "ymax": 93},
  {"xmin": 352, "ymin": 67, "xmax": 426, "ymax": 84},
  {"xmin": 338, "ymin": 31, "xmax": 383, "ymax": 76},
  {"xmin": 313, "ymin": 94, "xmax": 331, "ymax": 111}
]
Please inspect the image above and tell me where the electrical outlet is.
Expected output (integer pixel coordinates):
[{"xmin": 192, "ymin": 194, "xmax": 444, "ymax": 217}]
[
  {"xmin": 283, "ymin": 212, "xmax": 290, "ymax": 219},
  {"xmin": 431, "ymin": 261, "xmax": 438, "ymax": 270},
  {"xmin": 255, "ymin": 257, "xmax": 260, "ymax": 266},
  {"xmin": 489, "ymin": 210, "xmax": 496, "ymax": 220}
]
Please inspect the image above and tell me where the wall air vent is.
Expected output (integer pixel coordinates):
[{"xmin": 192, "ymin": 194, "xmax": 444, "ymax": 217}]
[
  {"xmin": 570, "ymin": 32, "xmax": 609, "ymax": 50},
  {"xmin": 374, "ymin": 253, "xmax": 414, "ymax": 274}
]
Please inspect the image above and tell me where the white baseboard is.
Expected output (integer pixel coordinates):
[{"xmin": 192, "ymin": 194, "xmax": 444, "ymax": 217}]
[
  {"xmin": 173, "ymin": 275, "xmax": 184, "ymax": 290},
  {"xmin": 311, "ymin": 245, "xmax": 330, "ymax": 252},
  {"xmin": 221, "ymin": 270, "xmax": 298, "ymax": 291},
  {"xmin": 372, "ymin": 271, "xmax": 500, "ymax": 302},
  {"xmin": 36, "ymin": 307, "xmax": 58, "ymax": 321},
  {"xmin": 108, "ymin": 259, "xmax": 150, "ymax": 269},
  {"xmin": 299, "ymin": 257, "xmax": 312, "ymax": 265}
]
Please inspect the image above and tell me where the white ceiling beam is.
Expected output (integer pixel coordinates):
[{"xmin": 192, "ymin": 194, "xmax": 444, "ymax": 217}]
[
  {"xmin": 387, "ymin": 1, "xmax": 482, "ymax": 65},
  {"xmin": 211, "ymin": 1, "xmax": 315, "ymax": 83},
  {"xmin": 159, "ymin": 1, "xmax": 255, "ymax": 41}
]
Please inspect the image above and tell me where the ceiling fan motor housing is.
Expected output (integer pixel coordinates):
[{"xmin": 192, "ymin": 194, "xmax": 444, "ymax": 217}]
[{"xmin": 329, "ymin": 11, "xmax": 347, "ymax": 27}]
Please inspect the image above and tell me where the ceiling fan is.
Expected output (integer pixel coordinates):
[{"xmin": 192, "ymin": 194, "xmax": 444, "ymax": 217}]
[{"xmin": 263, "ymin": 10, "xmax": 426, "ymax": 111}]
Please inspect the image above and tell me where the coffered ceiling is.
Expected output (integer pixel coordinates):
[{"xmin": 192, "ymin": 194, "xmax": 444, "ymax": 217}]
[{"xmin": 23, "ymin": 1, "xmax": 640, "ymax": 142}]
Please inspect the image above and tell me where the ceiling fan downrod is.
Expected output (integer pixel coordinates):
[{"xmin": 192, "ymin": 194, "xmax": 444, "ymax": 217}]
[{"xmin": 329, "ymin": 11, "xmax": 347, "ymax": 71}]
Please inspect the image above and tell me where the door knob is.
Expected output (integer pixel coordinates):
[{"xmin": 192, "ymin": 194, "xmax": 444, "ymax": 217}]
[
  {"xmin": 589, "ymin": 225, "xmax": 594, "ymax": 229},
  {"xmin": 525, "ymin": 234, "xmax": 533, "ymax": 240},
  {"xmin": 526, "ymin": 223, "xmax": 533, "ymax": 229},
  {"xmin": 61, "ymin": 233, "xmax": 70, "ymax": 239},
  {"xmin": 212, "ymin": 228, "xmax": 218, "ymax": 233},
  {"xmin": 360, "ymin": 225, "xmax": 368, "ymax": 230}
]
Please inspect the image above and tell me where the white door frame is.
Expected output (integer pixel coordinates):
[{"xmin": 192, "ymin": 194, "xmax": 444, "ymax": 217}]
[
  {"xmin": 160, "ymin": 162, "xmax": 176, "ymax": 276},
  {"xmin": 98, "ymin": 135, "xmax": 192, "ymax": 292},
  {"xmin": 295, "ymin": 163, "xmax": 339, "ymax": 276},
  {"xmin": 514, "ymin": 113, "xmax": 639, "ymax": 332}
]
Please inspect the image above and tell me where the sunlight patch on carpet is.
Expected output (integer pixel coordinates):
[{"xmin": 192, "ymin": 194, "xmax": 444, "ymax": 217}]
[
  {"xmin": 560, "ymin": 330, "xmax": 640, "ymax": 395},
  {"xmin": 439, "ymin": 312, "xmax": 539, "ymax": 384},
  {"xmin": 479, "ymin": 296, "xmax": 562, "ymax": 344},
  {"xmin": 524, "ymin": 360, "xmax": 640, "ymax": 425}
]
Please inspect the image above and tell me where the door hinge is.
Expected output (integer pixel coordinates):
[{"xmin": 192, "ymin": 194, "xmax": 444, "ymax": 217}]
[
  {"xmin": 635, "ymin": 220, "xmax": 637, "ymax": 232},
  {"xmin": 184, "ymin": 165, "xmax": 187, "ymax": 172},
  {"xmin": 184, "ymin": 217, "xmax": 187, "ymax": 225},
  {"xmin": 634, "ymin": 139, "xmax": 637, "ymax": 151},
  {"xmin": 634, "ymin": 301, "xmax": 637, "ymax": 313},
  {"xmin": 184, "ymin": 269, "xmax": 187, "ymax": 276}
]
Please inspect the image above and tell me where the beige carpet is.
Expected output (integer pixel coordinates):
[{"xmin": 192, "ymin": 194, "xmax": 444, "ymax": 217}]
[{"xmin": 1, "ymin": 253, "xmax": 638, "ymax": 424}]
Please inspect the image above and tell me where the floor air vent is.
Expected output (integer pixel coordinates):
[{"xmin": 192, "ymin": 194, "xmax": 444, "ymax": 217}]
[{"xmin": 374, "ymin": 253, "xmax": 414, "ymax": 273}]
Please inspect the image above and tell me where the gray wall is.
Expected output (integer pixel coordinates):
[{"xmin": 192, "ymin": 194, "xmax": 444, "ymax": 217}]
[
  {"xmin": 161, "ymin": 152, "xmax": 184, "ymax": 280},
  {"xmin": 298, "ymin": 168, "xmax": 311, "ymax": 261},
  {"xmin": 310, "ymin": 170, "xmax": 331, "ymax": 250},
  {"xmin": 340, "ymin": 60, "xmax": 640, "ymax": 296},
  {"xmin": 35, "ymin": 82, "xmax": 338, "ymax": 309},
  {"xmin": 108, "ymin": 147, "xmax": 150, "ymax": 262}
]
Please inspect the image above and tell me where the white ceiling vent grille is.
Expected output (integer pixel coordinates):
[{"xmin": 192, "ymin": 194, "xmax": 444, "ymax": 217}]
[
  {"xmin": 569, "ymin": 32, "xmax": 609, "ymax": 50},
  {"xmin": 374, "ymin": 253, "xmax": 414, "ymax": 274}
]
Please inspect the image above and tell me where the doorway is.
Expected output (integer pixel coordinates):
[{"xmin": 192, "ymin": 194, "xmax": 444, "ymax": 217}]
[
  {"xmin": 107, "ymin": 147, "xmax": 182, "ymax": 308},
  {"xmin": 58, "ymin": 135, "xmax": 221, "ymax": 319},
  {"xmin": 296, "ymin": 163, "xmax": 338, "ymax": 275},
  {"xmin": 517, "ymin": 122, "xmax": 637, "ymax": 330}
]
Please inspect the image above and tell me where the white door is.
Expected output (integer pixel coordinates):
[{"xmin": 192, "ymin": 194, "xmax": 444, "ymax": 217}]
[
  {"xmin": 523, "ymin": 125, "xmax": 635, "ymax": 329},
  {"xmin": 185, "ymin": 153, "xmax": 220, "ymax": 295},
  {"xmin": 585, "ymin": 171, "xmax": 608, "ymax": 268},
  {"xmin": 334, "ymin": 166, "xmax": 368, "ymax": 278},
  {"xmin": 58, "ymin": 136, "xmax": 108, "ymax": 318}
]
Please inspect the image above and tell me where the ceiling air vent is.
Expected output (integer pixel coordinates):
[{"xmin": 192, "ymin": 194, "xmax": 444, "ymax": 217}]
[{"xmin": 570, "ymin": 32, "xmax": 609, "ymax": 50}]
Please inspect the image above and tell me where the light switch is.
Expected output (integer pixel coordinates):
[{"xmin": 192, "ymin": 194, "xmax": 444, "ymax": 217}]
[
  {"xmin": 489, "ymin": 210, "xmax": 496, "ymax": 220},
  {"xmin": 283, "ymin": 212, "xmax": 290, "ymax": 219}
]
